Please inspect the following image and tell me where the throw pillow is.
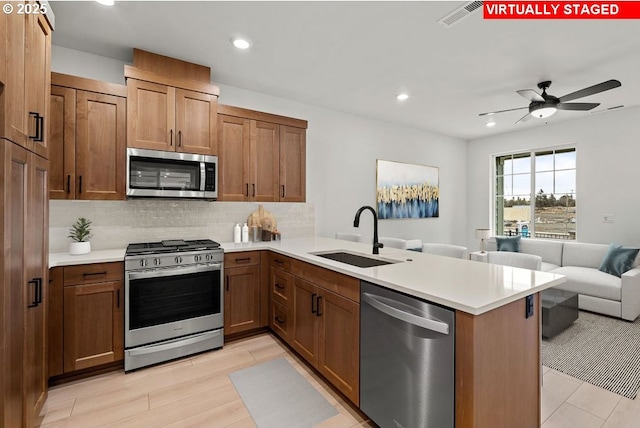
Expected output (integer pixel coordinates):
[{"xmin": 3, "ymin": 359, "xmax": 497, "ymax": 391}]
[
  {"xmin": 495, "ymin": 235, "xmax": 521, "ymax": 252},
  {"xmin": 599, "ymin": 243, "xmax": 640, "ymax": 278}
]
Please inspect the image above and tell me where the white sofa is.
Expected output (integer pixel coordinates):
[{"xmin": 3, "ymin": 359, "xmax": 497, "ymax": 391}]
[{"xmin": 486, "ymin": 239, "xmax": 640, "ymax": 321}]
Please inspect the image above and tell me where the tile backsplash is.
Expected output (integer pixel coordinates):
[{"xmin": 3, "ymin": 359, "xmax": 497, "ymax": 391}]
[{"xmin": 49, "ymin": 200, "xmax": 315, "ymax": 253}]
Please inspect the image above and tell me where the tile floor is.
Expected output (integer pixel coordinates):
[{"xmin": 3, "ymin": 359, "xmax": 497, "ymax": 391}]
[{"xmin": 41, "ymin": 333, "xmax": 639, "ymax": 428}]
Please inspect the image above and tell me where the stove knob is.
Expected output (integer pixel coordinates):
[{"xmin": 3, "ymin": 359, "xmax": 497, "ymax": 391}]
[
  {"xmin": 175, "ymin": 256, "xmax": 182, "ymax": 264},
  {"xmin": 194, "ymin": 255, "xmax": 201, "ymax": 262},
  {"xmin": 206, "ymin": 254, "xmax": 211, "ymax": 261},
  {"xmin": 154, "ymin": 258, "xmax": 161, "ymax": 266},
  {"xmin": 139, "ymin": 259, "xmax": 147, "ymax": 267}
]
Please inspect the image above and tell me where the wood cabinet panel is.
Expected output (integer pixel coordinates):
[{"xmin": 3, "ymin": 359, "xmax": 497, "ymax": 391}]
[
  {"xmin": 127, "ymin": 79, "xmax": 174, "ymax": 151},
  {"xmin": 63, "ymin": 262, "xmax": 124, "ymax": 286},
  {"xmin": 271, "ymin": 268, "xmax": 292, "ymax": 308},
  {"xmin": 317, "ymin": 289, "xmax": 359, "ymax": 405},
  {"xmin": 3, "ymin": 9, "xmax": 28, "ymax": 147},
  {"xmin": 269, "ymin": 252, "xmax": 292, "ymax": 273},
  {"xmin": 279, "ymin": 126, "xmax": 306, "ymax": 202},
  {"xmin": 49, "ymin": 86, "xmax": 76, "ymax": 199},
  {"xmin": 63, "ymin": 280, "xmax": 124, "ymax": 372},
  {"xmin": 292, "ymin": 278, "xmax": 319, "ymax": 365},
  {"xmin": 48, "ymin": 267, "xmax": 64, "ymax": 378},
  {"xmin": 291, "ymin": 259, "xmax": 360, "ymax": 302},
  {"xmin": 251, "ymin": 121, "xmax": 279, "ymax": 201},
  {"xmin": 75, "ymin": 91, "xmax": 126, "ymax": 200},
  {"xmin": 224, "ymin": 251, "xmax": 261, "ymax": 268},
  {"xmin": 218, "ymin": 115, "xmax": 251, "ymax": 201},
  {"xmin": 270, "ymin": 300, "xmax": 290, "ymax": 343},
  {"xmin": 175, "ymin": 89, "xmax": 217, "ymax": 155},
  {"xmin": 224, "ymin": 265, "xmax": 261, "ymax": 335}
]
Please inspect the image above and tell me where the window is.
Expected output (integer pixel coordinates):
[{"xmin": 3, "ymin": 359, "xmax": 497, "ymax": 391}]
[{"xmin": 495, "ymin": 148, "xmax": 576, "ymax": 240}]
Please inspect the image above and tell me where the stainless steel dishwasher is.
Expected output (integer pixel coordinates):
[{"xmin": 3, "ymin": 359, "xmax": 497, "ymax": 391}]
[{"xmin": 360, "ymin": 281, "xmax": 455, "ymax": 428}]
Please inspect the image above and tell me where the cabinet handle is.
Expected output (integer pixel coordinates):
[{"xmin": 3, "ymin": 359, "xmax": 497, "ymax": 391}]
[
  {"xmin": 275, "ymin": 283, "xmax": 285, "ymax": 290},
  {"xmin": 275, "ymin": 316, "xmax": 285, "ymax": 324},
  {"xmin": 116, "ymin": 289, "xmax": 120, "ymax": 308},
  {"xmin": 27, "ymin": 279, "xmax": 38, "ymax": 308},
  {"xmin": 178, "ymin": 130, "xmax": 182, "ymax": 147},
  {"xmin": 83, "ymin": 271, "xmax": 107, "ymax": 277},
  {"xmin": 316, "ymin": 296, "xmax": 323, "ymax": 317},
  {"xmin": 78, "ymin": 176, "xmax": 82, "ymax": 194},
  {"xmin": 28, "ymin": 112, "xmax": 40, "ymax": 140},
  {"xmin": 170, "ymin": 129, "xmax": 174, "ymax": 146},
  {"xmin": 67, "ymin": 175, "xmax": 71, "ymax": 193},
  {"xmin": 36, "ymin": 115, "xmax": 44, "ymax": 142},
  {"xmin": 226, "ymin": 275, "xmax": 229, "ymax": 291},
  {"xmin": 252, "ymin": 183, "xmax": 255, "ymax": 197},
  {"xmin": 311, "ymin": 293, "xmax": 317, "ymax": 313},
  {"xmin": 274, "ymin": 259, "xmax": 284, "ymax": 265},
  {"xmin": 245, "ymin": 183, "xmax": 249, "ymax": 197},
  {"xmin": 281, "ymin": 185, "xmax": 285, "ymax": 198},
  {"xmin": 235, "ymin": 257, "xmax": 251, "ymax": 263},
  {"xmin": 36, "ymin": 278, "xmax": 42, "ymax": 305}
]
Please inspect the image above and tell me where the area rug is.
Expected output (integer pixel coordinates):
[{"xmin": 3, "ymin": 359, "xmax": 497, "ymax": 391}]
[
  {"xmin": 229, "ymin": 358, "xmax": 338, "ymax": 428},
  {"xmin": 541, "ymin": 310, "xmax": 640, "ymax": 399}
]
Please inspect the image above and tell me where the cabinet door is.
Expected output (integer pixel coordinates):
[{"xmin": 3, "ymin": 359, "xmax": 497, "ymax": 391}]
[
  {"xmin": 48, "ymin": 267, "xmax": 64, "ymax": 378},
  {"xmin": 175, "ymin": 89, "xmax": 218, "ymax": 155},
  {"xmin": 251, "ymin": 121, "xmax": 280, "ymax": 201},
  {"xmin": 279, "ymin": 126, "xmax": 306, "ymax": 202},
  {"xmin": 49, "ymin": 86, "xmax": 76, "ymax": 199},
  {"xmin": 218, "ymin": 115, "xmax": 250, "ymax": 201},
  {"xmin": 63, "ymin": 281, "xmax": 124, "ymax": 372},
  {"xmin": 24, "ymin": 10, "xmax": 51, "ymax": 159},
  {"xmin": 271, "ymin": 268, "xmax": 292, "ymax": 308},
  {"xmin": 127, "ymin": 79, "xmax": 175, "ymax": 151},
  {"xmin": 24, "ymin": 153, "xmax": 48, "ymax": 427},
  {"xmin": 2, "ymin": 143, "xmax": 29, "ymax": 427},
  {"xmin": 75, "ymin": 91, "xmax": 126, "ymax": 200},
  {"xmin": 224, "ymin": 265, "xmax": 261, "ymax": 335},
  {"xmin": 2, "ymin": 9, "xmax": 28, "ymax": 146},
  {"xmin": 292, "ymin": 278, "xmax": 319, "ymax": 366},
  {"xmin": 318, "ymin": 290, "xmax": 360, "ymax": 405}
]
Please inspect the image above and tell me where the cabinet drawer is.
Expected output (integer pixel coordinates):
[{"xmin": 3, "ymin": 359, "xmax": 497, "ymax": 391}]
[
  {"xmin": 291, "ymin": 259, "xmax": 360, "ymax": 302},
  {"xmin": 271, "ymin": 268, "xmax": 292, "ymax": 307},
  {"xmin": 269, "ymin": 252, "xmax": 291, "ymax": 272},
  {"xmin": 63, "ymin": 262, "xmax": 124, "ymax": 286},
  {"xmin": 271, "ymin": 300, "xmax": 290, "ymax": 343},
  {"xmin": 224, "ymin": 251, "xmax": 261, "ymax": 268}
]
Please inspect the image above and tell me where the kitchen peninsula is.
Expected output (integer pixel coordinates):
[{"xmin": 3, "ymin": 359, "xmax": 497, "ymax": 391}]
[{"xmin": 49, "ymin": 236, "xmax": 566, "ymax": 428}]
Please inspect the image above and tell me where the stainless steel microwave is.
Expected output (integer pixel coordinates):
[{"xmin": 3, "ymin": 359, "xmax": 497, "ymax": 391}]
[{"xmin": 126, "ymin": 148, "xmax": 218, "ymax": 199}]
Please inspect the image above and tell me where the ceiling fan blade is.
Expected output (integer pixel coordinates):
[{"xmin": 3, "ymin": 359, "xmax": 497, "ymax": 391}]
[
  {"xmin": 558, "ymin": 79, "xmax": 621, "ymax": 102},
  {"xmin": 515, "ymin": 112, "xmax": 533, "ymax": 124},
  {"xmin": 557, "ymin": 102, "xmax": 600, "ymax": 111},
  {"xmin": 516, "ymin": 89, "xmax": 544, "ymax": 102},
  {"xmin": 479, "ymin": 106, "xmax": 528, "ymax": 116}
]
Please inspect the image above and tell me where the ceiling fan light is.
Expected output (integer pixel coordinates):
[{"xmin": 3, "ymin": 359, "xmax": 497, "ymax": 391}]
[
  {"xmin": 231, "ymin": 37, "xmax": 251, "ymax": 50},
  {"xmin": 531, "ymin": 106, "xmax": 557, "ymax": 119}
]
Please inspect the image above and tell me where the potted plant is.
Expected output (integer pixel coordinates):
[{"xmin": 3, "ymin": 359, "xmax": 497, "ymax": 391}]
[{"xmin": 68, "ymin": 217, "xmax": 93, "ymax": 255}]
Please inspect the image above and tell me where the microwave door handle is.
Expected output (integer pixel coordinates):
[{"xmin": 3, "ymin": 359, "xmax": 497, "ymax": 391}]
[
  {"xmin": 128, "ymin": 263, "xmax": 222, "ymax": 280},
  {"xmin": 201, "ymin": 162, "xmax": 207, "ymax": 192}
]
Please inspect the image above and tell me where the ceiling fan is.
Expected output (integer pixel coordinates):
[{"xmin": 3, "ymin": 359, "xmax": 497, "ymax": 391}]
[{"xmin": 479, "ymin": 79, "xmax": 622, "ymax": 124}]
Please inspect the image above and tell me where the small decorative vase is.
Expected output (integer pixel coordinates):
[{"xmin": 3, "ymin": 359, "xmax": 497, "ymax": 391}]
[{"xmin": 69, "ymin": 241, "xmax": 91, "ymax": 255}]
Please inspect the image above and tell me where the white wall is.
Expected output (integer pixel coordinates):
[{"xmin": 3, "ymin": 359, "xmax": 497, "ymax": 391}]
[
  {"xmin": 466, "ymin": 106, "xmax": 640, "ymax": 248},
  {"xmin": 51, "ymin": 46, "xmax": 468, "ymax": 248}
]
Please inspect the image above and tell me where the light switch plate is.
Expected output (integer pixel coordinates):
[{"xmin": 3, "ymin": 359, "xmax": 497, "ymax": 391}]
[{"xmin": 603, "ymin": 214, "xmax": 614, "ymax": 223}]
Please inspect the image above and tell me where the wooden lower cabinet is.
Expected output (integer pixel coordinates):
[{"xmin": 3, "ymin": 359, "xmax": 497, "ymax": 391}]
[
  {"xmin": 48, "ymin": 262, "xmax": 124, "ymax": 377},
  {"xmin": 224, "ymin": 252, "xmax": 262, "ymax": 336}
]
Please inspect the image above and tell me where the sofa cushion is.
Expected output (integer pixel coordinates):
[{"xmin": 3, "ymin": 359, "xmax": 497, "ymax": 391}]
[
  {"xmin": 520, "ymin": 239, "xmax": 564, "ymax": 266},
  {"xmin": 495, "ymin": 236, "xmax": 521, "ymax": 252},
  {"xmin": 562, "ymin": 242, "xmax": 609, "ymax": 269},
  {"xmin": 599, "ymin": 243, "xmax": 640, "ymax": 278},
  {"xmin": 551, "ymin": 266, "xmax": 621, "ymax": 301},
  {"xmin": 541, "ymin": 262, "xmax": 560, "ymax": 272}
]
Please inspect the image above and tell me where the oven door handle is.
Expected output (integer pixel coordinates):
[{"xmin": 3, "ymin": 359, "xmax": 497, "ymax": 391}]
[{"xmin": 128, "ymin": 263, "xmax": 222, "ymax": 280}]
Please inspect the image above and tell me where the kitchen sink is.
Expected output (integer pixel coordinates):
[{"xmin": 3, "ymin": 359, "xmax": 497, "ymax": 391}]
[{"xmin": 311, "ymin": 251, "xmax": 401, "ymax": 268}]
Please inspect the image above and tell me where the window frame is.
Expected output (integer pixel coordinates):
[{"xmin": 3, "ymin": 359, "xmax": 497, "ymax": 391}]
[{"xmin": 492, "ymin": 145, "xmax": 577, "ymax": 240}]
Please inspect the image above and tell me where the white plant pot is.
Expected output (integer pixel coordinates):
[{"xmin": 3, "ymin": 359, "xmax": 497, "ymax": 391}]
[{"xmin": 69, "ymin": 241, "xmax": 91, "ymax": 255}]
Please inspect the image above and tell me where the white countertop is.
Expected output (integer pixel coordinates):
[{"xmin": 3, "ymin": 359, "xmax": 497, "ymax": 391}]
[{"xmin": 49, "ymin": 236, "xmax": 566, "ymax": 315}]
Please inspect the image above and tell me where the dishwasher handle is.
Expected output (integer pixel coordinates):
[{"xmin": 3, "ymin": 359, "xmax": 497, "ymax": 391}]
[{"xmin": 362, "ymin": 292, "xmax": 450, "ymax": 335}]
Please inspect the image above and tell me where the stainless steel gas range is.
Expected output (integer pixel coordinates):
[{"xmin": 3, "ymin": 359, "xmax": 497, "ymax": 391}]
[{"xmin": 124, "ymin": 239, "xmax": 224, "ymax": 371}]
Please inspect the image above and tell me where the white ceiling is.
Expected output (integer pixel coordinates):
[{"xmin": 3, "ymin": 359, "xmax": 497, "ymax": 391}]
[{"xmin": 49, "ymin": 1, "xmax": 640, "ymax": 140}]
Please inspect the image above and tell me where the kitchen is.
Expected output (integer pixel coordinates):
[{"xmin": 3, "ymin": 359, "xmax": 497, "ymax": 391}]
[{"xmin": 6, "ymin": 1, "xmax": 637, "ymax": 428}]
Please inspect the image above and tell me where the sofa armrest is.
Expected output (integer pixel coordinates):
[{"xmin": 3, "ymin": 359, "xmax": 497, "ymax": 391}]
[{"xmin": 621, "ymin": 267, "xmax": 640, "ymax": 321}]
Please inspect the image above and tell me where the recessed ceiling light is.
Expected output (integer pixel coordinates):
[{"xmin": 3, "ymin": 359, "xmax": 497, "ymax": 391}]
[
  {"xmin": 485, "ymin": 120, "xmax": 496, "ymax": 128},
  {"xmin": 231, "ymin": 37, "xmax": 251, "ymax": 50},
  {"xmin": 396, "ymin": 93, "xmax": 409, "ymax": 101},
  {"xmin": 95, "ymin": 0, "xmax": 114, "ymax": 6}
]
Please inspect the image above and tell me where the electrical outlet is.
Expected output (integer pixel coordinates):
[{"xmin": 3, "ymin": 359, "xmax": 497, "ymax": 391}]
[{"xmin": 603, "ymin": 215, "xmax": 614, "ymax": 224}]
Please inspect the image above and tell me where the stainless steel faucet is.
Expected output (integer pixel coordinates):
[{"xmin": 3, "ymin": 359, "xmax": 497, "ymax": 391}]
[{"xmin": 353, "ymin": 206, "xmax": 383, "ymax": 255}]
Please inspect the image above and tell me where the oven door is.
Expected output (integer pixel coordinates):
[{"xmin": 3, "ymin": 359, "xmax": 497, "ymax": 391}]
[{"xmin": 125, "ymin": 263, "xmax": 223, "ymax": 348}]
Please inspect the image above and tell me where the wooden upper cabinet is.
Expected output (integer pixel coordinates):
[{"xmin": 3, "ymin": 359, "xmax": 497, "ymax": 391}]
[
  {"xmin": 218, "ymin": 115, "xmax": 250, "ymax": 201},
  {"xmin": 50, "ymin": 74, "xmax": 127, "ymax": 200},
  {"xmin": 280, "ymin": 126, "xmax": 306, "ymax": 202},
  {"xmin": 127, "ymin": 79, "xmax": 174, "ymax": 151},
  {"xmin": 175, "ymin": 89, "xmax": 218, "ymax": 155},
  {"xmin": 252, "ymin": 121, "xmax": 280, "ymax": 201}
]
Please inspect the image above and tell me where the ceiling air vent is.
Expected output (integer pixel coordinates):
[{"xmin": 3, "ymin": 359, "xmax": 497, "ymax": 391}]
[{"xmin": 437, "ymin": 1, "xmax": 484, "ymax": 28}]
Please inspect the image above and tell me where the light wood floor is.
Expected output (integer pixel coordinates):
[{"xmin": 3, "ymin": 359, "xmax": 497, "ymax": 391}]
[{"xmin": 41, "ymin": 333, "xmax": 373, "ymax": 428}]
